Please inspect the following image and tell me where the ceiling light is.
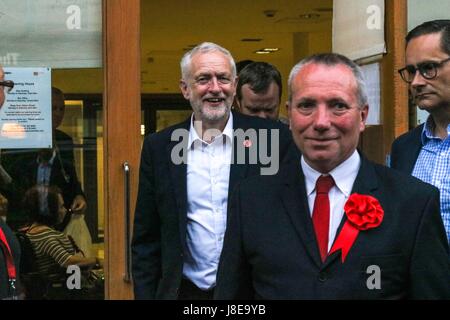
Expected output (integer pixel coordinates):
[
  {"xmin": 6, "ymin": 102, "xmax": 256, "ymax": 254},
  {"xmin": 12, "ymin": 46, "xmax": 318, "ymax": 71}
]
[
  {"xmin": 263, "ymin": 48, "xmax": 279, "ymax": 52},
  {"xmin": 255, "ymin": 50, "xmax": 271, "ymax": 55},
  {"xmin": 254, "ymin": 48, "xmax": 280, "ymax": 54}
]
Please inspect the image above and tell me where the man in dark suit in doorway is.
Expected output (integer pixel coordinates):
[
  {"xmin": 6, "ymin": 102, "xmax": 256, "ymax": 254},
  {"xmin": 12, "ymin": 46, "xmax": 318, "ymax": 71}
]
[
  {"xmin": 50, "ymin": 87, "xmax": 87, "ymax": 230},
  {"xmin": 215, "ymin": 53, "xmax": 450, "ymax": 299},
  {"xmin": 131, "ymin": 42, "xmax": 293, "ymax": 300},
  {"xmin": 391, "ymin": 20, "xmax": 450, "ymax": 245}
]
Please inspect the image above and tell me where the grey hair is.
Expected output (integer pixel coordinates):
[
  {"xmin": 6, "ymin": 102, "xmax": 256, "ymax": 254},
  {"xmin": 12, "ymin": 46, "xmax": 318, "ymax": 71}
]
[
  {"xmin": 287, "ymin": 53, "xmax": 368, "ymax": 107},
  {"xmin": 180, "ymin": 42, "xmax": 237, "ymax": 80}
]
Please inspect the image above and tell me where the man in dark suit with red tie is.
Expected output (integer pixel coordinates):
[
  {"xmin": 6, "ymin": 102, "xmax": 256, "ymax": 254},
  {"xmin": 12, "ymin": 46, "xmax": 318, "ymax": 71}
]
[{"xmin": 215, "ymin": 53, "xmax": 450, "ymax": 299}]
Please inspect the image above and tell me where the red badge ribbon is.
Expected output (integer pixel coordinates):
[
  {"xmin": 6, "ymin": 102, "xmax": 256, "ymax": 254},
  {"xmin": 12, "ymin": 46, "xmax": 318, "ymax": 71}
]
[{"xmin": 329, "ymin": 193, "xmax": 384, "ymax": 262}]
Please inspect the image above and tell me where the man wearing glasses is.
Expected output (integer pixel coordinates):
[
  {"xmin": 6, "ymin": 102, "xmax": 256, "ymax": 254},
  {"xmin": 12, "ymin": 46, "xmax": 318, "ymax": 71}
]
[{"xmin": 391, "ymin": 20, "xmax": 450, "ymax": 244}]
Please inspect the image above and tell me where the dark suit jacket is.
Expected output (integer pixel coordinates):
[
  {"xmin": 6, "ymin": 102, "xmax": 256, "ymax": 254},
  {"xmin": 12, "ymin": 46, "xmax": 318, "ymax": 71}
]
[
  {"xmin": 215, "ymin": 156, "xmax": 450, "ymax": 299},
  {"xmin": 131, "ymin": 111, "xmax": 294, "ymax": 299},
  {"xmin": 390, "ymin": 124, "xmax": 423, "ymax": 174},
  {"xmin": 54, "ymin": 129, "xmax": 76, "ymax": 166}
]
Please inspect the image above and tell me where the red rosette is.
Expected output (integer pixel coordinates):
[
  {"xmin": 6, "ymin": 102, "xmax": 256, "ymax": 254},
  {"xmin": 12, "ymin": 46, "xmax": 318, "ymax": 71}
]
[
  {"xmin": 329, "ymin": 193, "xmax": 384, "ymax": 262},
  {"xmin": 344, "ymin": 193, "xmax": 384, "ymax": 230}
]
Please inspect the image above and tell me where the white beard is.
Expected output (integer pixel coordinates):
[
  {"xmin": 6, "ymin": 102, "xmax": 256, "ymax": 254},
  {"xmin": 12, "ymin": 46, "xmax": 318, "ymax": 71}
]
[
  {"xmin": 192, "ymin": 99, "xmax": 231, "ymax": 122},
  {"xmin": 201, "ymin": 103, "xmax": 229, "ymax": 121}
]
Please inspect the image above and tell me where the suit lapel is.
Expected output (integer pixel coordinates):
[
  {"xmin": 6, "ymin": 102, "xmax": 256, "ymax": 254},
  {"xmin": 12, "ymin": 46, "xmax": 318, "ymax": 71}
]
[
  {"xmin": 166, "ymin": 119, "xmax": 190, "ymax": 251},
  {"xmin": 324, "ymin": 155, "xmax": 379, "ymax": 268},
  {"xmin": 280, "ymin": 162, "xmax": 323, "ymax": 268},
  {"xmin": 50, "ymin": 155, "xmax": 61, "ymax": 185},
  {"xmin": 228, "ymin": 112, "xmax": 249, "ymax": 199}
]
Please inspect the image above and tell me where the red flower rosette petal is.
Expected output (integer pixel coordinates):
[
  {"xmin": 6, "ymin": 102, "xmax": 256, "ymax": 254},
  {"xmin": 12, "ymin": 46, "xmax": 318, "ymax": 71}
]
[{"xmin": 344, "ymin": 193, "xmax": 384, "ymax": 230}]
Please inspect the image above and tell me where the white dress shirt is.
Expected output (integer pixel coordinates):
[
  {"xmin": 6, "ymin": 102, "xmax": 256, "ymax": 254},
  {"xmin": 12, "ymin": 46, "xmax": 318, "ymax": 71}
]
[
  {"xmin": 302, "ymin": 150, "xmax": 361, "ymax": 252},
  {"xmin": 36, "ymin": 149, "xmax": 57, "ymax": 186},
  {"xmin": 183, "ymin": 113, "xmax": 233, "ymax": 290}
]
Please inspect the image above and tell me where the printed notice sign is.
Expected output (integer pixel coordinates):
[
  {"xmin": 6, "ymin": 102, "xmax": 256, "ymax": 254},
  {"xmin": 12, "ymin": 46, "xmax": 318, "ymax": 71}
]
[{"xmin": 0, "ymin": 67, "xmax": 52, "ymax": 148}]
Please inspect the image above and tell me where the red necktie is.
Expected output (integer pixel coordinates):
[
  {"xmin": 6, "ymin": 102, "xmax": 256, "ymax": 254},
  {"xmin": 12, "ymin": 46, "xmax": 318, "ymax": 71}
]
[{"xmin": 312, "ymin": 175, "xmax": 334, "ymax": 262}]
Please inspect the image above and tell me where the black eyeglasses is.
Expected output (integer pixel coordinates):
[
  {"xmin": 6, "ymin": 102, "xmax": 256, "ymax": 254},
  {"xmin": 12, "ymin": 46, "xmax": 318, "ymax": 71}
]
[
  {"xmin": 0, "ymin": 80, "xmax": 14, "ymax": 94},
  {"xmin": 398, "ymin": 57, "xmax": 450, "ymax": 83}
]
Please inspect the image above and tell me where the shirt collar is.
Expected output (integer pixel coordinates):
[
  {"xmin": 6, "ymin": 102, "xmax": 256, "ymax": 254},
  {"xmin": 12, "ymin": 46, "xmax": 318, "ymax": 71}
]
[
  {"xmin": 188, "ymin": 112, "xmax": 233, "ymax": 148},
  {"xmin": 302, "ymin": 150, "xmax": 361, "ymax": 197},
  {"xmin": 421, "ymin": 115, "xmax": 450, "ymax": 145}
]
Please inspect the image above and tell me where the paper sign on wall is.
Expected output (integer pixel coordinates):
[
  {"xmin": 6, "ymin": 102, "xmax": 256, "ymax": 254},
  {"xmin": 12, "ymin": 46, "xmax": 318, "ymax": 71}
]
[{"xmin": 0, "ymin": 67, "xmax": 52, "ymax": 148}]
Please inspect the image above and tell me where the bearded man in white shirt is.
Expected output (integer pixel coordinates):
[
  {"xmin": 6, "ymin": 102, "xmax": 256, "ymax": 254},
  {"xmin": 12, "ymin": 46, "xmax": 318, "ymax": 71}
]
[{"xmin": 131, "ymin": 42, "xmax": 294, "ymax": 300}]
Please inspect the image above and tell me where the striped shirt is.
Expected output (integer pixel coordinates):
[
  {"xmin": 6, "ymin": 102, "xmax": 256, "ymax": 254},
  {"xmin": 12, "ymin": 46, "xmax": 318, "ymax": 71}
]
[
  {"xmin": 412, "ymin": 116, "xmax": 450, "ymax": 244},
  {"xmin": 27, "ymin": 227, "xmax": 76, "ymax": 275}
]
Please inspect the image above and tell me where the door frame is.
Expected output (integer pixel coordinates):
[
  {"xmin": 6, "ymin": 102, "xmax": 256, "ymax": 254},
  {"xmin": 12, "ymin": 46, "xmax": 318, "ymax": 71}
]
[{"xmin": 103, "ymin": 0, "xmax": 141, "ymax": 300}]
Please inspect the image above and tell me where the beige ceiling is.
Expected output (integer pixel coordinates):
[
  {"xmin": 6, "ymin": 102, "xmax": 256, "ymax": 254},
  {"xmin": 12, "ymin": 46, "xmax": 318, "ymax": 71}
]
[
  {"xmin": 140, "ymin": 0, "xmax": 333, "ymax": 94},
  {"xmin": 53, "ymin": 0, "xmax": 333, "ymax": 96}
]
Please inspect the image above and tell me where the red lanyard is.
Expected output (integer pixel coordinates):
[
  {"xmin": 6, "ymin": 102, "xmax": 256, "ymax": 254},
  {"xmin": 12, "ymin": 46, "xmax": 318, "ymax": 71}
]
[{"xmin": 0, "ymin": 227, "xmax": 17, "ymax": 295}]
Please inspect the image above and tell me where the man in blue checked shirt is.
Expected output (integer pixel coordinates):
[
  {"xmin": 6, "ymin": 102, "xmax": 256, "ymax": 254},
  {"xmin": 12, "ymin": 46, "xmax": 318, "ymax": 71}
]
[{"xmin": 391, "ymin": 20, "xmax": 450, "ymax": 245}]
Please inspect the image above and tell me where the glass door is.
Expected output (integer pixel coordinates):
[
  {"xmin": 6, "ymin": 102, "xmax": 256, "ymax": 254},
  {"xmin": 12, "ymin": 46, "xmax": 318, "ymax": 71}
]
[{"xmin": 0, "ymin": 0, "xmax": 105, "ymax": 299}]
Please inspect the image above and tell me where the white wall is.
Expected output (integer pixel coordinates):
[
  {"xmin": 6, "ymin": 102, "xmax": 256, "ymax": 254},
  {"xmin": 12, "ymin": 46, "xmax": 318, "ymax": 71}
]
[{"xmin": 408, "ymin": 0, "xmax": 450, "ymax": 31}]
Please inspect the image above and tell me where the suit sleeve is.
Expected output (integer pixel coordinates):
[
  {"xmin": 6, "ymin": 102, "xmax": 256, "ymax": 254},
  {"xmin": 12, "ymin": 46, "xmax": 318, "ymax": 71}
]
[
  {"xmin": 55, "ymin": 131, "xmax": 85, "ymax": 200},
  {"xmin": 389, "ymin": 137, "xmax": 400, "ymax": 169},
  {"xmin": 409, "ymin": 188, "xmax": 450, "ymax": 299},
  {"xmin": 279, "ymin": 123, "xmax": 299, "ymax": 166},
  {"xmin": 131, "ymin": 138, "xmax": 161, "ymax": 299},
  {"xmin": 215, "ymin": 183, "xmax": 254, "ymax": 299},
  {"xmin": 63, "ymin": 159, "xmax": 85, "ymax": 200}
]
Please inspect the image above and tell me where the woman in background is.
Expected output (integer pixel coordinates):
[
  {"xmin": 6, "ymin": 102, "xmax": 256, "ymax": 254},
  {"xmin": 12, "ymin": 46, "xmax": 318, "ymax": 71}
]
[{"xmin": 22, "ymin": 185, "xmax": 99, "ymax": 276}]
